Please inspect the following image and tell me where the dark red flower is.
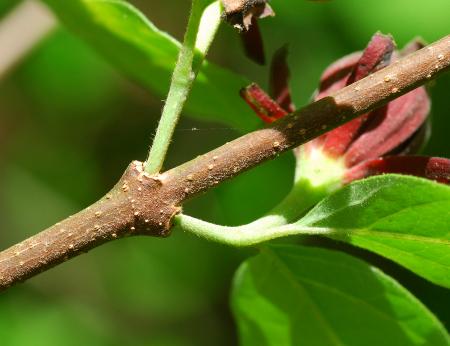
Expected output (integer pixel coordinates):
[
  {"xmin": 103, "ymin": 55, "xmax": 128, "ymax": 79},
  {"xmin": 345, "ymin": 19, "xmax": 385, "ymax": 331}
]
[{"xmin": 240, "ymin": 33, "xmax": 450, "ymax": 185}]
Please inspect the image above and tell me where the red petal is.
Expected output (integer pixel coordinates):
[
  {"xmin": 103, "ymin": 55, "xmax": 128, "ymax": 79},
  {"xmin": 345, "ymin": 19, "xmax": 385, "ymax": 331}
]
[
  {"xmin": 344, "ymin": 87, "xmax": 430, "ymax": 166},
  {"xmin": 317, "ymin": 52, "xmax": 361, "ymax": 98},
  {"xmin": 240, "ymin": 83, "xmax": 288, "ymax": 123},
  {"xmin": 241, "ymin": 20, "xmax": 266, "ymax": 65},
  {"xmin": 269, "ymin": 45, "xmax": 295, "ymax": 112},
  {"xmin": 345, "ymin": 156, "xmax": 450, "ymax": 184},
  {"xmin": 319, "ymin": 33, "xmax": 396, "ymax": 157},
  {"xmin": 316, "ymin": 31, "xmax": 395, "ymax": 98},
  {"xmin": 313, "ymin": 54, "xmax": 360, "ymax": 147},
  {"xmin": 346, "ymin": 33, "xmax": 395, "ymax": 84},
  {"xmin": 388, "ymin": 121, "xmax": 430, "ymax": 156}
]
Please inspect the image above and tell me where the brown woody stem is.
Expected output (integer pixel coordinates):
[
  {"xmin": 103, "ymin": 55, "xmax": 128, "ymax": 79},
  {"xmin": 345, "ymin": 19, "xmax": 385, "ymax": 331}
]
[
  {"xmin": 1, "ymin": 34, "xmax": 449, "ymax": 292},
  {"xmin": 0, "ymin": 162, "xmax": 180, "ymax": 291}
]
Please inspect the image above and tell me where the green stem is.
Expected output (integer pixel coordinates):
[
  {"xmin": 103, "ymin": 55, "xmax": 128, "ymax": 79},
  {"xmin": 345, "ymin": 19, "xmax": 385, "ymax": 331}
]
[
  {"xmin": 174, "ymin": 178, "xmax": 331, "ymax": 246},
  {"xmin": 177, "ymin": 214, "xmax": 334, "ymax": 246},
  {"xmin": 144, "ymin": 0, "xmax": 221, "ymax": 174},
  {"xmin": 175, "ymin": 147, "xmax": 346, "ymax": 246}
]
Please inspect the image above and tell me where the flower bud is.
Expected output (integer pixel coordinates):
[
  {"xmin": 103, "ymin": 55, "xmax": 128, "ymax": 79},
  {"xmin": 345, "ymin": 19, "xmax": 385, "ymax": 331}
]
[{"xmin": 240, "ymin": 33, "xmax": 448, "ymax": 186}]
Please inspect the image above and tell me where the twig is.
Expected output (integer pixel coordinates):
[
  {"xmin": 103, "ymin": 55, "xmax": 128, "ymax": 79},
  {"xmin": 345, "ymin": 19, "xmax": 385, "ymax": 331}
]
[
  {"xmin": 0, "ymin": 162, "xmax": 181, "ymax": 290},
  {"xmin": 162, "ymin": 35, "xmax": 450, "ymax": 200},
  {"xmin": 0, "ymin": 35, "xmax": 449, "ymax": 291}
]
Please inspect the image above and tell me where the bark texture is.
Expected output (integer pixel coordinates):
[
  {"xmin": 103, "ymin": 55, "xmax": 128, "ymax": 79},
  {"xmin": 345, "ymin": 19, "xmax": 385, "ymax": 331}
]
[{"xmin": 0, "ymin": 161, "xmax": 179, "ymax": 291}]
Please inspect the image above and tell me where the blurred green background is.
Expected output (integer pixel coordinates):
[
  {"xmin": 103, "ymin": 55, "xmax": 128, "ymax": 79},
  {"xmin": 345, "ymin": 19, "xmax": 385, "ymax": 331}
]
[{"xmin": 0, "ymin": 0, "xmax": 449, "ymax": 345}]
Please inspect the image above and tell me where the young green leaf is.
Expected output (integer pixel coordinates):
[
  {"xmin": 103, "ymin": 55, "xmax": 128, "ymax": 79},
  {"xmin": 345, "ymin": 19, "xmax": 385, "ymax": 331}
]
[
  {"xmin": 296, "ymin": 175, "xmax": 450, "ymax": 288},
  {"xmin": 232, "ymin": 245, "xmax": 449, "ymax": 346},
  {"xmin": 42, "ymin": 0, "xmax": 259, "ymax": 131}
]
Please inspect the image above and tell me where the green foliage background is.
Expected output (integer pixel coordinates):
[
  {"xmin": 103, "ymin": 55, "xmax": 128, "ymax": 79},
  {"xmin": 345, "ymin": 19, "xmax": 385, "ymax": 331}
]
[{"xmin": 0, "ymin": 0, "xmax": 449, "ymax": 344}]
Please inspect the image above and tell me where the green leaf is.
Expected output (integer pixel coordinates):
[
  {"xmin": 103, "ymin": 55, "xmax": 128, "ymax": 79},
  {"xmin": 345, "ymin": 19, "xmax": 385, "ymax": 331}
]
[
  {"xmin": 232, "ymin": 245, "xmax": 449, "ymax": 346},
  {"xmin": 177, "ymin": 174, "xmax": 450, "ymax": 290},
  {"xmin": 42, "ymin": 0, "xmax": 259, "ymax": 131},
  {"xmin": 296, "ymin": 175, "xmax": 450, "ymax": 288}
]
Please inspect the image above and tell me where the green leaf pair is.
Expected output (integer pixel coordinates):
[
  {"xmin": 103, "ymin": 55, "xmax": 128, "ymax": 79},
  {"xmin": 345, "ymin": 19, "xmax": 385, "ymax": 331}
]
[{"xmin": 232, "ymin": 176, "xmax": 450, "ymax": 345}]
